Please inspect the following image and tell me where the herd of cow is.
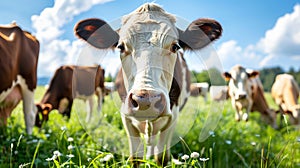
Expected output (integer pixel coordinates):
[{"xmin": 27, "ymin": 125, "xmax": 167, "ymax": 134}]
[{"xmin": 0, "ymin": 3, "xmax": 299, "ymax": 166}]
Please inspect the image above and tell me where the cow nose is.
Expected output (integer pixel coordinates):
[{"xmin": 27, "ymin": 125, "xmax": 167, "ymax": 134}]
[
  {"xmin": 238, "ymin": 94, "xmax": 247, "ymax": 99},
  {"xmin": 129, "ymin": 90, "xmax": 165, "ymax": 112}
]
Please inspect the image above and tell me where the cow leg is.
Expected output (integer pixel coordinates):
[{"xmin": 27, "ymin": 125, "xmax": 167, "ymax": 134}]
[
  {"xmin": 122, "ymin": 116, "xmax": 143, "ymax": 166},
  {"xmin": 85, "ymin": 96, "xmax": 94, "ymax": 122},
  {"xmin": 65, "ymin": 100, "xmax": 73, "ymax": 119},
  {"xmin": 233, "ymin": 102, "xmax": 241, "ymax": 121},
  {"xmin": 96, "ymin": 88, "xmax": 103, "ymax": 113},
  {"xmin": 243, "ymin": 100, "xmax": 253, "ymax": 121},
  {"xmin": 21, "ymin": 88, "xmax": 36, "ymax": 134}
]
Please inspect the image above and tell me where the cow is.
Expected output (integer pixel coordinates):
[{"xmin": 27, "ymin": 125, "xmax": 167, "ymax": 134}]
[
  {"xmin": 190, "ymin": 82, "xmax": 209, "ymax": 102},
  {"xmin": 35, "ymin": 65, "xmax": 105, "ymax": 127},
  {"xmin": 223, "ymin": 65, "xmax": 278, "ymax": 129},
  {"xmin": 210, "ymin": 85, "xmax": 229, "ymax": 101},
  {"xmin": 271, "ymin": 74, "xmax": 300, "ymax": 125},
  {"xmin": 74, "ymin": 3, "xmax": 222, "ymax": 166},
  {"xmin": 0, "ymin": 23, "xmax": 39, "ymax": 134}
]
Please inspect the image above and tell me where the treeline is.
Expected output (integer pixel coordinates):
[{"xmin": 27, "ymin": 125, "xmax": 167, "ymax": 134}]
[{"xmin": 190, "ymin": 66, "xmax": 300, "ymax": 92}]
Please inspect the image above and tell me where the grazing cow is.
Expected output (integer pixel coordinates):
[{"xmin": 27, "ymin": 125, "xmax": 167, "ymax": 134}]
[
  {"xmin": 190, "ymin": 82, "xmax": 209, "ymax": 101},
  {"xmin": 35, "ymin": 65, "xmax": 105, "ymax": 127},
  {"xmin": 210, "ymin": 85, "xmax": 229, "ymax": 101},
  {"xmin": 223, "ymin": 65, "xmax": 278, "ymax": 128},
  {"xmin": 0, "ymin": 23, "xmax": 39, "ymax": 134},
  {"xmin": 104, "ymin": 82, "xmax": 115, "ymax": 98},
  {"xmin": 74, "ymin": 3, "xmax": 222, "ymax": 165},
  {"xmin": 271, "ymin": 74, "xmax": 300, "ymax": 125}
]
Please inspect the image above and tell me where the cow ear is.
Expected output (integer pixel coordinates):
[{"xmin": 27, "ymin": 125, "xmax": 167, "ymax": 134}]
[
  {"xmin": 248, "ymin": 71, "xmax": 259, "ymax": 78},
  {"xmin": 44, "ymin": 104, "xmax": 52, "ymax": 111},
  {"xmin": 223, "ymin": 72, "xmax": 231, "ymax": 81},
  {"xmin": 74, "ymin": 18, "xmax": 119, "ymax": 49},
  {"xmin": 36, "ymin": 104, "xmax": 42, "ymax": 111},
  {"xmin": 179, "ymin": 18, "xmax": 222, "ymax": 50}
]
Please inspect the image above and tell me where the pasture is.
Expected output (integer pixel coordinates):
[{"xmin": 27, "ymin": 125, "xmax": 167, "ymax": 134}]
[{"xmin": 0, "ymin": 86, "xmax": 299, "ymax": 167}]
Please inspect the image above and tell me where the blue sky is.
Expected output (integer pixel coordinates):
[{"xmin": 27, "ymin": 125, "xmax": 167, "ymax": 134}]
[{"xmin": 1, "ymin": 0, "xmax": 300, "ymax": 77}]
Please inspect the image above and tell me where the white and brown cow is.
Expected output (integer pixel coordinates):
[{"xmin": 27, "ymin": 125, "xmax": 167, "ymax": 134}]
[
  {"xmin": 0, "ymin": 23, "xmax": 39, "ymax": 134},
  {"xmin": 190, "ymin": 82, "xmax": 209, "ymax": 102},
  {"xmin": 35, "ymin": 65, "xmax": 105, "ymax": 127},
  {"xmin": 271, "ymin": 74, "xmax": 300, "ymax": 125},
  {"xmin": 75, "ymin": 3, "xmax": 222, "ymax": 165},
  {"xmin": 223, "ymin": 65, "xmax": 278, "ymax": 128},
  {"xmin": 210, "ymin": 85, "xmax": 229, "ymax": 102}
]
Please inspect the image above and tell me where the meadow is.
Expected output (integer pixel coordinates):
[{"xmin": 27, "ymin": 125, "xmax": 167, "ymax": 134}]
[{"xmin": 0, "ymin": 86, "xmax": 299, "ymax": 168}]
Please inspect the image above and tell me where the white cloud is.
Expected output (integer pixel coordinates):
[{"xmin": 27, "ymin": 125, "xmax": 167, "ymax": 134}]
[
  {"xmin": 217, "ymin": 4, "xmax": 300, "ymax": 71},
  {"xmin": 31, "ymin": 0, "xmax": 113, "ymax": 77}
]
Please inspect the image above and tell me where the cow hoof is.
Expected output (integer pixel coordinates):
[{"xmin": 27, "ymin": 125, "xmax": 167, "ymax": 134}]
[{"xmin": 242, "ymin": 114, "xmax": 248, "ymax": 121}]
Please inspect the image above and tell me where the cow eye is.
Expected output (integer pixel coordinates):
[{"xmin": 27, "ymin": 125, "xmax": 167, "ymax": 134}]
[
  {"xmin": 171, "ymin": 43, "xmax": 180, "ymax": 53},
  {"xmin": 117, "ymin": 44, "xmax": 125, "ymax": 53}
]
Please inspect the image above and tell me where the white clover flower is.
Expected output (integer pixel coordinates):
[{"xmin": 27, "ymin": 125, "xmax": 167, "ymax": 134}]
[
  {"xmin": 225, "ymin": 140, "xmax": 232, "ymax": 145},
  {"xmin": 53, "ymin": 150, "xmax": 62, "ymax": 157},
  {"xmin": 181, "ymin": 154, "xmax": 189, "ymax": 161},
  {"xmin": 68, "ymin": 145, "xmax": 75, "ymax": 150},
  {"xmin": 66, "ymin": 154, "xmax": 75, "ymax": 158},
  {"xmin": 251, "ymin": 142, "xmax": 256, "ymax": 146},
  {"xmin": 172, "ymin": 159, "xmax": 183, "ymax": 165},
  {"xmin": 87, "ymin": 158, "xmax": 92, "ymax": 162},
  {"xmin": 103, "ymin": 153, "xmax": 114, "ymax": 162},
  {"xmin": 67, "ymin": 137, "xmax": 74, "ymax": 142},
  {"xmin": 200, "ymin": 158, "xmax": 210, "ymax": 162},
  {"xmin": 191, "ymin": 152, "xmax": 200, "ymax": 159},
  {"xmin": 45, "ymin": 157, "xmax": 53, "ymax": 161},
  {"xmin": 61, "ymin": 126, "xmax": 67, "ymax": 131}
]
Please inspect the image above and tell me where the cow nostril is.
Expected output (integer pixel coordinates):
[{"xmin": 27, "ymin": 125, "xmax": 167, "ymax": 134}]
[
  {"xmin": 131, "ymin": 98, "xmax": 138, "ymax": 108},
  {"xmin": 129, "ymin": 93, "xmax": 139, "ymax": 108}
]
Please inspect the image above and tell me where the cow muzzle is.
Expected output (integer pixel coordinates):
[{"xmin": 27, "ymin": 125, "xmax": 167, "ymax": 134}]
[{"xmin": 125, "ymin": 89, "xmax": 167, "ymax": 121}]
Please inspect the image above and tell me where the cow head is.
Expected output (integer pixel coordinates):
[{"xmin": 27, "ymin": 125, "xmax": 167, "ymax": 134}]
[
  {"xmin": 35, "ymin": 103, "xmax": 52, "ymax": 127},
  {"xmin": 75, "ymin": 3, "xmax": 222, "ymax": 120},
  {"xmin": 224, "ymin": 65, "xmax": 259, "ymax": 101}
]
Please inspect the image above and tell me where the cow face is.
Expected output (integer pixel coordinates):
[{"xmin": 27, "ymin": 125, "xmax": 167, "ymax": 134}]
[
  {"xmin": 35, "ymin": 103, "xmax": 52, "ymax": 127},
  {"xmin": 75, "ymin": 3, "xmax": 222, "ymax": 120},
  {"xmin": 224, "ymin": 65, "xmax": 259, "ymax": 100}
]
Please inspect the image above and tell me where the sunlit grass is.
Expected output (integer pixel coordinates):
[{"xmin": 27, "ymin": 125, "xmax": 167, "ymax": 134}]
[{"xmin": 0, "ymin": 86, "xmax": 299, "ymax": 167}]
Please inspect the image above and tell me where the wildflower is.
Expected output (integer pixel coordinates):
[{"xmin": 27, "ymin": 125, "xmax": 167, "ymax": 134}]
[
  {"xmin": 46, "ymin": 157, "xmax": 53, "ymax": 161},
  {"xmin": 67, "ymin": 137, "xmax": 74, "ymax": 142},
  {"xmin": 225, "ymin": 140, "xmax": 232, "ymax": 145},
  {"xmin": 251, "ymin": 142, "xmax": 256, "ymax": 146},
  {"xmin": 190, "ymin": 152, "xmax": 200, "ymax": 159},
  {"xmin": 66, "ymin": 154, "xmax": 75, "ymax": 158},
  {"xmin": 200, "ymin": 158, "xmax": 210, "ymax": 162},
  {"xmin": 53, "ymin": 150, "xmax": 62, "ymax": 157},
  {"xmin": 103, "ymin": 153, "xmax": 114, "ymax": 162},
  {"xmin": 61, "ymin": 126, "xmax": 67, "ymax": 131},
  {"xmin": 68, "ymin": 145, "xmax": 75, "ymax": 150},
  {"xmin": 181, "ymin": 154, "xmax": 189, "ymax": 161},
  {"xmin": 172, "ymin": 159, "xmax": 183, "ymax": 165},
  {"xmin": 87, "ymin": 158, "xmax": 92, "ymax": 162}
]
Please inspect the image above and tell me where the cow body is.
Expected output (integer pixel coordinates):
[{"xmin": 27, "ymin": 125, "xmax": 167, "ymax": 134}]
[
  {"xmin": 75, "ymin": 3, "xmax": 222, "ymax": 165},
  {"xmin": 271, "ymin": 74, "xmax": 300, "ymax": 125},
  {"xmin": 190, "ymin": 82, "xmax": 209, "ymax": 101},
  {"xmin": 224, "ymin": 65, "xmax": 278, "ymax": 128},
  {"xmin": 210, "ymin": 85, "xmax": 229, "ymax": 101},
  {"xmin": 0, "ymin": 23, "xmax": 39, "ymax": 134},
  {"xmin": 35, "ymin": 65, "xmax": 105, "ymax": 126}
]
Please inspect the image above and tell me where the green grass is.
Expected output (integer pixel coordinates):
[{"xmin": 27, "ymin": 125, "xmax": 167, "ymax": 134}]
[{"xmin": 0, "ymin": 86, "xmax": 299, "ymax": 167}]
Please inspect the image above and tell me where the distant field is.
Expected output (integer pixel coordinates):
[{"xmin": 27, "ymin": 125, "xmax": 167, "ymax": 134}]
[{"xmin": 0, "ymin": 86, "xmax": 299, "ymax": 167}]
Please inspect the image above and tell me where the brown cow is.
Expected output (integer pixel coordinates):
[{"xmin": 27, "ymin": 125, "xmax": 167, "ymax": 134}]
[
  {"xmin": 35, "ymin": 65, "xmax": 105, "ymax": 127},
  {"xmin": 271, "ymin": 74, "xmax": 300, "ymax": 125},
  {"xmin": 224, "ymin": 65, "xmax": 278, "ymax": 129},
  {"xmin": 75, "ymin": 3, "xmax": 222, "ymax": 166},
  {"xmin": 0, "ymin": 23, "xmax": 39, "ymax": 134},
  {"xmin": 190, "ymin": 82, "xmax": 209, "ymax": 102}
]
